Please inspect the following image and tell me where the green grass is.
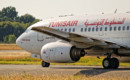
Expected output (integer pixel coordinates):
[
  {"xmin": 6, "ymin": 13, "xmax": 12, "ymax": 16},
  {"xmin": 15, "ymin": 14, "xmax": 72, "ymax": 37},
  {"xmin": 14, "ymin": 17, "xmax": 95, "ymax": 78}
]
[
  {"xmin": 0, "ymin": 56, "xmax": 130, "ymax": 66},
  {"xmin": 51, "ymin": 57, "xmax": 103, "ymax": 66},
  {"xmin": 0, "ymin": 57, "xmax": 41, "ymax": 65}
]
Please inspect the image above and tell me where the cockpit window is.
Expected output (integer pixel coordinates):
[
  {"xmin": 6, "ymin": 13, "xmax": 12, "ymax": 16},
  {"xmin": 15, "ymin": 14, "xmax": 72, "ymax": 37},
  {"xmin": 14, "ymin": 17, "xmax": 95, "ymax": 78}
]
[{"xmin": 25, "ymin": 28, "xmax": 30, "ymax": 33}]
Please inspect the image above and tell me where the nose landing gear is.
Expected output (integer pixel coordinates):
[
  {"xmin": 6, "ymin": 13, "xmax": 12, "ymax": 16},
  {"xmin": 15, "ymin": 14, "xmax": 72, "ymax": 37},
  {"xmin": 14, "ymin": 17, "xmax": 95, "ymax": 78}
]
[{"xmin": 41, "ymin": 61, "xmax": 50, "ymax": 67}]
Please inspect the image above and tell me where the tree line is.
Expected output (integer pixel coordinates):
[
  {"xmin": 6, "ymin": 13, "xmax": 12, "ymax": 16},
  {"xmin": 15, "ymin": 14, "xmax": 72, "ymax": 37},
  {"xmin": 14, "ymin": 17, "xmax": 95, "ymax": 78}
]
[{"xmin": 0, "ymin": 6, "xmax": 39, "ymax": 43}]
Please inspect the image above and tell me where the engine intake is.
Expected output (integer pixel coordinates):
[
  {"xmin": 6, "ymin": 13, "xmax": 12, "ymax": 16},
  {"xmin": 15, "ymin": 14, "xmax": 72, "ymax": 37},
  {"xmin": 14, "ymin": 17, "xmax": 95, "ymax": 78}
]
[{"xmin": 41, "ymin": 41, "xmax": 86, "ymax": 63}]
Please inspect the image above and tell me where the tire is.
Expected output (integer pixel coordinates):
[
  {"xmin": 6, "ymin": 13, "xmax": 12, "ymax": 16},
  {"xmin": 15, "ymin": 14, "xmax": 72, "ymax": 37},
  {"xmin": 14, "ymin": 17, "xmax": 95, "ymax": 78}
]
[
  {"xmin": 46, "ymin": 63, "xmax": 50, "ymax": 67},
  {"xmin": 103, "ymin": 58, "xmax": 111, "ymax": 69},
  {"xmin": 110, "ymin": 58, "xmax": 119, "ymax": 69},
  {"xmin": 41, "ymin": 61, "xmax": 50, "ymax": 67}
]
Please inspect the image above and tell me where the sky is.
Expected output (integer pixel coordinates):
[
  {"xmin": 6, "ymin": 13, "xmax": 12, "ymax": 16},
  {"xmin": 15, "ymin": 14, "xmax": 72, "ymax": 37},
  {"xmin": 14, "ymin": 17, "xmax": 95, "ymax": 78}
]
[{"xmin": 0, "ymin": 0, "xmax": 130, "ymax": 20}]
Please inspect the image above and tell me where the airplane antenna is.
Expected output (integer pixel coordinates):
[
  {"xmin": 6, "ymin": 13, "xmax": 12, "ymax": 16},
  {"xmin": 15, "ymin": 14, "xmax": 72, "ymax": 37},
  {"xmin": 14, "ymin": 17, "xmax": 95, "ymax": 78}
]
[{"xmin": 114, "ymin": 9, "xmax": 117, "ymax": 14}]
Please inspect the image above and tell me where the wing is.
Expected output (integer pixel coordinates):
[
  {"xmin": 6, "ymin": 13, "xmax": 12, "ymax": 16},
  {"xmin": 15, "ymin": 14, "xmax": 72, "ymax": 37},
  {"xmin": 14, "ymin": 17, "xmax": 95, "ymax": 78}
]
[{"xmin": 31, "ymin": 26, "xmax": 126, "ymax": 49}]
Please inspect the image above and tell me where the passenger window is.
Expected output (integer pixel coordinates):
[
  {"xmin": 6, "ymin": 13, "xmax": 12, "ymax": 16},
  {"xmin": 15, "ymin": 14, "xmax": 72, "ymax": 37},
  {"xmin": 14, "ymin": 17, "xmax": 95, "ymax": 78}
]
[
  {"xmin": 85, "ymin": 28, "xmax": 87, "ymax": 32},
  {"xmin": 81, "ymin": 28, "xmax": 83, "ymax": 32},
  {"xmin": 88, "ymin": 27, "xmax": 91, "ymax": 32},
  {"xmin": 114, "ymin": 26, "xmax": 116, "ymax": 31},
  {"xmin": 96, "ymin": 27, "xmax": 98, "ymax": 31},
  {"xmin": 127, "ymin": 26, "xmax": 129, "ymax": 30},
  {"xmin": 110, "ymin": 27, "xmax": 112, "ymax": 31},
  {"xmin": 65, "ymin": 28, "xmax": 67, "ymax": 32},
  {"xmin": 118, "ymin": 26, "xmax": 121, "ymax": 31},
  {"xmin": 92, "ymin": 27, "xmax": 95, "ymax": 32},
  {"xmin": 100, "ymin": 27, "xmax": 102, "ymax": 31},
  {"xmin": 73, "ymin": 28, "xmax": 75, "ymax": 32},
  {"xmin": 105, "ymin": 27, "xmax": 107, "ymax": 31},
  {"xmin": 123, "ymin": 26, "xmax": 125, "ymax": 30},
  {"xmin": 69, "ymin": 28, "xmax": 71, "ymax": 32}
]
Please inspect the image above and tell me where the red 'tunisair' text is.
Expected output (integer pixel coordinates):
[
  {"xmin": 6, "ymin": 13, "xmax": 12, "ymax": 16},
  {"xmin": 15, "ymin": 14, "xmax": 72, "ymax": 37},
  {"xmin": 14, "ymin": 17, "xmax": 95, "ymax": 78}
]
[{"xmin": 48, "ymin": 20, "xmax": 78, "ymax": 27}]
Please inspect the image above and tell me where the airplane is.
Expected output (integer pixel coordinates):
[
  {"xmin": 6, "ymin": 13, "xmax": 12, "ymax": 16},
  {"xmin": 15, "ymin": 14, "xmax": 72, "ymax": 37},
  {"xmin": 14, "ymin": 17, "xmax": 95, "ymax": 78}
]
[{"xmin": 16, "ymin": 13, "xmax": 130, "ymax": 69}]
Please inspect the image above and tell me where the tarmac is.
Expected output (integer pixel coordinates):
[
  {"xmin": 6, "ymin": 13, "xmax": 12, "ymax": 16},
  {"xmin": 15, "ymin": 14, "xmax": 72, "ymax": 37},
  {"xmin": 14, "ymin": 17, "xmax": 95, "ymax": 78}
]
[{"xmin": 0, "ymin": 65, "xmax": 130, "ymax": 79}]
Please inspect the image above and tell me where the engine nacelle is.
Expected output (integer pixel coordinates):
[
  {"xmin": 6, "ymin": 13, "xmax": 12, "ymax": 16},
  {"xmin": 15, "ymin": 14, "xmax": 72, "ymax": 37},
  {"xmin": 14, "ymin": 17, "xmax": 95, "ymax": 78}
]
[{"xmin": 41, "ymin": 41, "xmax": 85, "ymax": 63}]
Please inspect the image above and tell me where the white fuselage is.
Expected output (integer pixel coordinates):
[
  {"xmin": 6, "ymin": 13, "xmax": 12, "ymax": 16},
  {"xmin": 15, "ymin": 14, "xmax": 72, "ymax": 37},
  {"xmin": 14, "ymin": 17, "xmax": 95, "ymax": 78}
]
[{"xmin": 16, "ymin": 13, "xmax": 130, "ymax": 55}]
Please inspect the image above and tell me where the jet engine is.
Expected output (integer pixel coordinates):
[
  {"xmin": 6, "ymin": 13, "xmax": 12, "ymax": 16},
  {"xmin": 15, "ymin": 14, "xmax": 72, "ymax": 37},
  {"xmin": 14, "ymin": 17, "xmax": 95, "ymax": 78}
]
[{"xmin": 41, "ymin": 41, "xmax": 85, "ymax": 63}]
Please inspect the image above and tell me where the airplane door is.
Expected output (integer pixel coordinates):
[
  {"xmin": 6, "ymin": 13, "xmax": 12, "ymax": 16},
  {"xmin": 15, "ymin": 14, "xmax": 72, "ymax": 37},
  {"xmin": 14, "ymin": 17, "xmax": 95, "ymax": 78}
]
[
  {"xmin": 98, "ymin": 26, "xmax": 104, "ymax": 36},
  {"xmin": 37, "ymin": 32, "xmax": 44, "ymax": 41},
  {"xmin": 30, "ymin": 32, "xmax": 45, "ymax": 53}
]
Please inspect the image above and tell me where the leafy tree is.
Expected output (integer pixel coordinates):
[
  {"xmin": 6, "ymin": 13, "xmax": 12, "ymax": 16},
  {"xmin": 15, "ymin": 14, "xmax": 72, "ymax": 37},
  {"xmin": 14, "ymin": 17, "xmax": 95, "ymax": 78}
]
[
  {"xmin": 19, "ymin": 14, "xmax": 35, "ymax": 23},
  {"xmin": 0, "ymin": 11, "xmax": 2, "ymax": 18},
  {"xmin": 0, "ymin": 16, "xmax": 12, "ymax": 21},
  {"xmin": 1, "ymin": 6, "xmax": 18, "ymax": 21},
  {"xmin": 3, "ymin": 36, "xmax": 8, "ymax": 43},
  {"xmin": 0, "ymin": 6, "xmax": 40, "ymax": 43},
  {"xmin": 8, "ymin": 34, "xmax": 16, "ymax": 43}
]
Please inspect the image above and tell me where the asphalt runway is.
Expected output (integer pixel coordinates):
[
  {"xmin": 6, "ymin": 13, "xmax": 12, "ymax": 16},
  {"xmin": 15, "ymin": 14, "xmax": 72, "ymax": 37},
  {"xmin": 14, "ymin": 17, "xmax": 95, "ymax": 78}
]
[{"xmin": 0, "ymin": 65, "xmax": 130, "ymax": 79}]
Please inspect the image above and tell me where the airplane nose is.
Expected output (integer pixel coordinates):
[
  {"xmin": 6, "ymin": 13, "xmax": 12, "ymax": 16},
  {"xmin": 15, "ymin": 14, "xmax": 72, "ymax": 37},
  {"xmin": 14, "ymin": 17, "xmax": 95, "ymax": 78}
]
[
  {"xmin": 16, "ymin": 37, "xmax": 21, "ymax": 47},
  {"xmin": 16, "ymin": 34, "xmax": 24, "ymax": 48}
]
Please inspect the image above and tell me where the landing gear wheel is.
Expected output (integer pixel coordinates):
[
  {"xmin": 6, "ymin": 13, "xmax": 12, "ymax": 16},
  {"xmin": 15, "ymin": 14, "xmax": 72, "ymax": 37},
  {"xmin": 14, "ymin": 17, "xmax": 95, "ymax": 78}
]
[
  {"xmin": 41, "ymin": 61, "xmax": 50, "ymax": 67},
  {"xmin": 103, "ymin": 58, "xmax": 111, "ymax": 69},
  {"xmin": 102, "ymin": 58, "xmax": 119, "ymax": 69},
  {"xmin": 110, "ymin": 58, "xmax": 119, "ymax": 69}
]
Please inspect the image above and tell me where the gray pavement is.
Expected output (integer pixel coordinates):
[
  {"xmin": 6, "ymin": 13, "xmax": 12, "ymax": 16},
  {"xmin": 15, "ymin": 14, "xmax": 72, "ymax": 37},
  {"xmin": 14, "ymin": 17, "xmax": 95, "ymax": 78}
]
[{"xmin": 0, "ymin": 65, "xmax": 130, "ymax": 79}]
